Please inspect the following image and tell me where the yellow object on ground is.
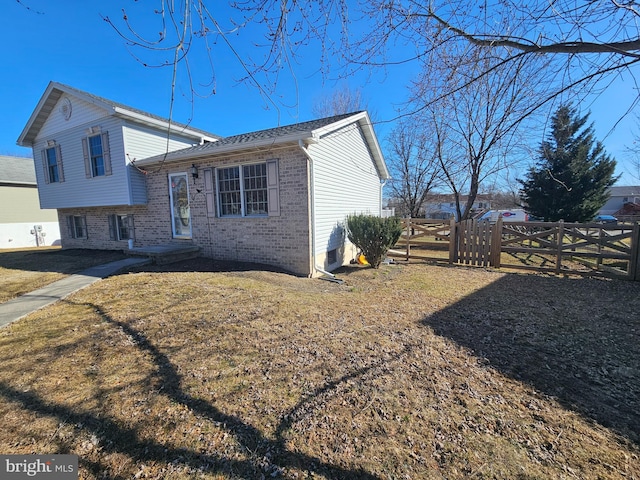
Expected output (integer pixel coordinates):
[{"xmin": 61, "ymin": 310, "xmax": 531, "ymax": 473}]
[{"xmin": 357, "ymin": 253, "xmax": 369, "ymax": 265}]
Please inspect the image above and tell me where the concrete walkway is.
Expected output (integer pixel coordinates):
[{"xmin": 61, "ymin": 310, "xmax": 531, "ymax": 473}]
[{"xmin": 0, "ymin": 257, "xmax": 151, "ymax": 329}]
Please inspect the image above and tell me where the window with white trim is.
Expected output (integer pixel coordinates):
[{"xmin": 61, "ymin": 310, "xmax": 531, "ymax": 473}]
[
  {"xmin": 216, "ymin": 160, "xmax": 279, "ymax": 217},
  {"xmin": 46, "ymin": 147, "xmax": 59, "ymax": 182},
  {"xmin": 40, "ymin": 144, "xmax": 64, "ymax": 184},
  {"xmin": 217, "ymin": 166, "xmax": 242, "ymax": 216},
  {"xmin": 108, "ymin": 214, "xmax": 135, "ymax": 241},
  {"xmin": 243, "ymin": 163, "xmax": 268, "ymax": 215},
  {"xmin": 82, "ymin": 129, "xmax": 112, "ymax": 178},
  {"xmin": 88, "ymin": 135, "xmax": 105, "ymax": 176},
  {"xmin": 67, "ymin": 215, "xmax": 87, "ymax": 239}
]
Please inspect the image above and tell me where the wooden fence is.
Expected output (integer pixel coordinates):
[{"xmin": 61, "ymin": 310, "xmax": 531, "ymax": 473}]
[{"xmin": 389, "ymin": 217, "xmax": 640, "ymax": 280}]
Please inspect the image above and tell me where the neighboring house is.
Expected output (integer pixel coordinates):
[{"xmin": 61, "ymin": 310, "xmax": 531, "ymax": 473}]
[
  {"xmin": 0, "ymin": 155, "xmax": 60, "ymax": 248},
  {"xmin": 599, "ymin": 185, "xmax": 640, "ymax": 216},
  {"xmin": 424, "ymin": 194, "xmax": 494, "ymax": 220},
  {"xmin": 17, "ymin": 82, "xmax": 389, "ymax": 276}
]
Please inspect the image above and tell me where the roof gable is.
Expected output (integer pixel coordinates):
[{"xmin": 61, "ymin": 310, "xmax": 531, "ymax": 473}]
[{"xmin": 17, "ymin": 82, "xmax": 220, "ymax": 147}]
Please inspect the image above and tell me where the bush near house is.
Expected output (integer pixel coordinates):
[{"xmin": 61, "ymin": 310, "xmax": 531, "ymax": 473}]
[{"xmin": 346, "ymin": 214, "xmax": 402, "ymax": 268}]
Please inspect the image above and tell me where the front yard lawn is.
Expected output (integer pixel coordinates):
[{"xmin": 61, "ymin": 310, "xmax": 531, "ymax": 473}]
[
  {"xmin": 0, "ymin": 259, "xmax": 638, "ymax": 479},
  {"xmin": 0, "ymin": 248, "xmax": 127, "ymax": 303}
]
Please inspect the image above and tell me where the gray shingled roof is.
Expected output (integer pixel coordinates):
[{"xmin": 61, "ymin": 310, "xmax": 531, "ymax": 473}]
[
  {"xmin": 138, "ymin": 112, "xmax": 361, "ymax": 164},
  {"xmin": 0, "ymin": 155, "xmax": 36, "ymax": 185},
  {"xmin": 55, "ymin": 82, "xmax": 221, "ymax": 140},
  {"xmin": 610, "ymin": 185, "xmax": 640, "ymax": 196}
]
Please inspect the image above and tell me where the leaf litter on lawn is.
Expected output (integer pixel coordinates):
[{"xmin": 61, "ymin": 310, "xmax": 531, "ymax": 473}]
[{"xmin": 0, "ymin": 259, "xmax": 638, "ymax": 479}]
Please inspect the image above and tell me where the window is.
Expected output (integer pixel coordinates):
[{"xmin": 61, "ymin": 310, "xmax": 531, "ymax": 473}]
[
  {"xmin": 46, "ymin": 148, "xmax": 59, "ymax": 182},
  {"xmin": 82, "ymin": 130, "xmax": 112, "ymax": 178},
  {"xmin": 243, "ymin": 163, "xmax": 268, "ymax": 215},
  {"xmin": 327, "ymin": 248, "xmax": 338, "ymax": 265},
  {"xmin": 216, "ymin": 160, "xmax": 279, "ymax": 217},
  {"xmin": 108, "ymin": 214, "xmax": 134, "ymax": 241},
  {"xmin": 67, "ymin": 215, "xmax": 87, "ymax": 239},
  {"xmin": 40, "ymin": 144, "xmax": 64, "ymax": 183},
  {"xmin": 218, "ymin": 167, "xmax": 242, "ymax": 216},
  {"xmin": 89, "ymin": 135, "xmax": 105, "ymax": 176}
]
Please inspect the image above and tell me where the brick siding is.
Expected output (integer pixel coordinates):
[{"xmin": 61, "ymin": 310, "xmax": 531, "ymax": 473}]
[{"xmin": 58, "ymin": 146, "xmax": 314, "ymax": 276}]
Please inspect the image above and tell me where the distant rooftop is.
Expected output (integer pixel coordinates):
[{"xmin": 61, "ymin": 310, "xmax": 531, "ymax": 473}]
[
  {"xmin": 0, "ymin": 155, "xmax": 36, "ymax": 185},
  {"xmin": 610, "ymin": 185, "xmax": 640, "ymax": 196}
]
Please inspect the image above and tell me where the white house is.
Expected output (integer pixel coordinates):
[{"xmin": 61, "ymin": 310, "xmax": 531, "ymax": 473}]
[
  {"xmin": 17, "ymin": 82, "xmax": 389, "ymax": 276},
  {"xmin": 599, "ymin": 185, "xmax": 640, "ymax": 216},
  {"xmin": 0, "ymin": 155, "xmax": 60, "ymax": 248}
]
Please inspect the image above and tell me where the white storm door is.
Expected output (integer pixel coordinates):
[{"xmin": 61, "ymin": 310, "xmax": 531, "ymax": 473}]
[{"xmin": 169, "ymin": 173, "xmax": 192, "ymax": 238}]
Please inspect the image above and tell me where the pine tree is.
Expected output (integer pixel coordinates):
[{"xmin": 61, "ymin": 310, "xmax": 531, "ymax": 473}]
[{"xmin": 519, "ymin": 105, "xmax": 618, "ymax": 222}]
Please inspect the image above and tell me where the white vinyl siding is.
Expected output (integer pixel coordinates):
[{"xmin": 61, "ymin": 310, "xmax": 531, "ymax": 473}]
[
  {"xmin": 122, "ymin": 122, "xmax": 203, "ymax": 161},
  {"xmin": 33, "ymin": 114, "xmax": 131, "ymax": 208},
  {"xmin": 122, "ymin": 123, "xmax": 207, "ymax": 206},
  {"xmin": 308, "ymin": 122, "xmax": 382, "ymax": 258},
  {"xmin": 37, "ymin": 96, "xmax": 106, "ymax": 140}
]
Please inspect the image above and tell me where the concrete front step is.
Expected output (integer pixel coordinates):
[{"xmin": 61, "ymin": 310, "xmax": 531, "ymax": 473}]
[{"xmin": 125, "ymin": 245, "xmax": 201, "ymax": 265}]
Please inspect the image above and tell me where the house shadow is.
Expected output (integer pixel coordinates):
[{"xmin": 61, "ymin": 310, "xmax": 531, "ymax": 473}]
[
  {"xmin": 128, "ymin": 257, "xmax": 296, "ymax": 275},
  {"xmin": 0, "ymin": 248, "xmax": 128, "ymax": 274},
  {"xmin": 420, "ymin": 272, "xmax": 640, "ymax": 445}
]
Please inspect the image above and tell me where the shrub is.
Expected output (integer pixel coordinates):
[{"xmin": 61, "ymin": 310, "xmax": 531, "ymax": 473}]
[{"xmin": 346, "ymin": 214, "xmax": 402, "ymax": 268}]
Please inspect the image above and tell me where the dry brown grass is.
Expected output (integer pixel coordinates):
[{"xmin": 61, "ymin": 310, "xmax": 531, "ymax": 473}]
[
  {"xmin": 0, "ymin": 248, "xmax": 128, "ymax": 303},
  {"xmin": 0, "ymin": 257, "xmax": 638, "ymax": 479}
]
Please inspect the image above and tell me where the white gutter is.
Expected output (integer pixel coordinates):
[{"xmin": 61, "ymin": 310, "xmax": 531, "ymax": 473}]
[
  {"xmin": 298, "ymin": 139, "xmax": 335, "ymax": 278},
  {"xmin": 137, "ymin": 132, "xmax": 318, "ymax": 167}
]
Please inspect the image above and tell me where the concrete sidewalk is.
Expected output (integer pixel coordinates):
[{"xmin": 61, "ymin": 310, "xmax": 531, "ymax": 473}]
[{"xmin": 0, "ymin": 257, "xmax": 151, "ymax": 329}]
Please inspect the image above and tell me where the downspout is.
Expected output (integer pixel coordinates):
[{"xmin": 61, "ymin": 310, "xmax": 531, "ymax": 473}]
[
  {"xmin": 298, "ymin": 139, "xmax": 336, "ymax": 278},
  {"xmin": 380, "ymin": 179, "xmax": 388, "ymax": 216}
]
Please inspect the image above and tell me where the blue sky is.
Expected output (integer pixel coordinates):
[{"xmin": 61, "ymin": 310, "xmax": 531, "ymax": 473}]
[{"xmin": 1, "ymin": 0, "xmax": 638, "ymax": 185}]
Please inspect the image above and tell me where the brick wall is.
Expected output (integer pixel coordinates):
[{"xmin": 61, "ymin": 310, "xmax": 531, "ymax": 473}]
[
  {"xmin": 145, "ymin": 146, "xmax": 313, "ymax": 276},
  {"xmin": 57, "ymin": 205, "xmax": 148, "ymax": 250},
  {"xmin": 56, "ymin": 146, "xmax": 314, "ymax": 276}
]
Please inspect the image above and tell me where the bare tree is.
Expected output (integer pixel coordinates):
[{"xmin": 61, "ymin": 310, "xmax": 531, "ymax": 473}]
[
  {"xmin": 412, "ymin": 45, "xmax": 543, "ymax": 220},
  {"xmin": 386, "ymin": 117, "xmax": 441, "ymax": 217},
  {"xmin": 312, "ymin": 85, "xmax": 370, "ymax": 118},
  {"xmin": 348, "ymin": 1, "xmax": 640, "ymax": 120},
  {"xmin": 105, "ymin": 1, "xmax": 640, "ymax": 124}
]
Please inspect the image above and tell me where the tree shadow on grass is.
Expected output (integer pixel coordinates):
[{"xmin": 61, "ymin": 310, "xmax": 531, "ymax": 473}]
[
  {"xmin": 0, "ymin": 300, "xmax": 382, "ymax": 479},
  {"xmin": 421, "ymin": 272, "xmax": 640, "ymax": 446}
]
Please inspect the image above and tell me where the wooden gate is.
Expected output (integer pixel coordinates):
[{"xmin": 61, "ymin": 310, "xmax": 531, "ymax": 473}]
[{"xmin": 452, "ymin": 219, "xmax": 496, "ymax": 267}]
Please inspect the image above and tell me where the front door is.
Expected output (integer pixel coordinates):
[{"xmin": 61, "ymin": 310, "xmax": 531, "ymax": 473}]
[{"xmin": 169, "ymin": 173, "xmax": 191, "ymax": 238}]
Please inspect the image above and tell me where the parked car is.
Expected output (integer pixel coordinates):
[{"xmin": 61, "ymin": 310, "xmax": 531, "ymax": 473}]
[
  {"xmin": 594, "ymin": 214, "xmax": 617, "ymax": 223},
  {"xmin": 479, "ymin": 209, "xmax": 529, "ymax": 223}
]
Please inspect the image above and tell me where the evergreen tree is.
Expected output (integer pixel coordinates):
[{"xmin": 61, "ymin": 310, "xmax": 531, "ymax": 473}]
[{"xmin": 519, "ymin": 105, "xmax": 618, "ymax": 222}]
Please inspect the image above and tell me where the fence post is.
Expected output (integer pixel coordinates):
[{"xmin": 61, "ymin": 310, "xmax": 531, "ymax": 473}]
[
  {"xmin": 556, "ymin": 219, "xmax": 564, "ymax": 275},
  {"xmin": 630, "ymin": 221, "xmax": 640, "ymax": 281},
  {"xmin": 448, "ymin": 216, "xmax": 457, "ymax": 264},
  {"xmin": 405, "ymin": 216, "xmax": 411, "ymax": 262},
  {"xmin": 491, "ymin": 216, "xmax": 503, "ymax": 268}
]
